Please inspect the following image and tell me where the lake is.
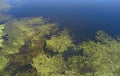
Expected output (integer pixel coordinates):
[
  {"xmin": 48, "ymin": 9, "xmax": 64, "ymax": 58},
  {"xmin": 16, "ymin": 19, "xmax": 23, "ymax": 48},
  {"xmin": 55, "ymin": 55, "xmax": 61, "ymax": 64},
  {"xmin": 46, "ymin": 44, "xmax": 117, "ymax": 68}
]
[{"xmin": 8, "ymin": 0, "xmax": 120, "ymax": 40}]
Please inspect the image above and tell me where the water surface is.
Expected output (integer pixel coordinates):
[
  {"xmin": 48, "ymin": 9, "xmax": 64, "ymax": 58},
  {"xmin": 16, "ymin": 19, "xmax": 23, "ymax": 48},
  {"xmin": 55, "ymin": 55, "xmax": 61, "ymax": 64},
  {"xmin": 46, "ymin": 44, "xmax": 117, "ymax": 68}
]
[{"xmin": 8, "ymin": 0, "xmax": 120, "ymax": 40}]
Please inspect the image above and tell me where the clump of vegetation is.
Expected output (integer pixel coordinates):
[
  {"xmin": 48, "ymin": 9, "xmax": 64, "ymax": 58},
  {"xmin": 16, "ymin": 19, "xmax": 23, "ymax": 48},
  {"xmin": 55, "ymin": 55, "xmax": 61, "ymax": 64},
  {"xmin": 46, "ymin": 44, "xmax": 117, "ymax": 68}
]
[
  {"xmin": 46, "ymin": 29, "xmax": 74, "ymax": 53},
  {"xmin": 2, "ymin": 17, "xmax": 57, "ymax": 54},
  {"xmin": 0, "ymin": 55, "xmax": 9, "ymax": 71},
  {"xmin": 72, "ymin": 30, "xmax": 120, "ymax": 76},
  {"xmin": 0, "ymin": 17, "xmax": 58, "ymax": 75},
  {"xmin": 0, "ymin": 24, "xmax": 5, "ymax": 47},
  {"xmin": 32, "ymin": 54, "xmax": 65, "ymax": 76},
  {"xmin": 0, "ymin": 17, "xmax": 120, "ymax": 76},
  {"xmin": 0, "ymin": 24, "xmax": 9, "ymax": 72}
]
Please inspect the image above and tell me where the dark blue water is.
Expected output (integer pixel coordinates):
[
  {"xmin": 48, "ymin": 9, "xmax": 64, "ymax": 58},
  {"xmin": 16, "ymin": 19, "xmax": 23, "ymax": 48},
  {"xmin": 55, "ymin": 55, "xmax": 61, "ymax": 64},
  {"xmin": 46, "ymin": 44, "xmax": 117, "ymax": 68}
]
[{"xmin": 8, "ymin": 0, "xmax": 120, "ymax": 40}]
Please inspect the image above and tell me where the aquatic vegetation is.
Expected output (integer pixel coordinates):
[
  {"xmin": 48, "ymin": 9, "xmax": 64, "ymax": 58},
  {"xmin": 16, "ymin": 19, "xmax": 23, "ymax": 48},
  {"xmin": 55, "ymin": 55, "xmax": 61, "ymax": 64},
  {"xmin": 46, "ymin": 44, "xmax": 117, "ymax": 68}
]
[
  {"xmin": 0, "ymin": 24, "xmax": 9, "ymax": 73},
  {"xmin": 0, "ymin": 24, "xmax": 5, "ymax": 47},
  {"xmin": 79, "ymin": 31, "xmax": 120, "ymax": 76},
  {"xmin": 0, "ymin": 17, "xmax": 59, "ymax": 75},
  {"xmin": 32, "ymin": 54, "xmax": 65, "ymax": 76},
  {"xmin": 46, "ymin": 30, "xmax": 74, "ymax": 53},
  {"xmin": 0, "ymin": 0, "xmax": 119, "ymax": 75},
  {"xmin": 0, "ymin": 55, "xmax": 9, "ymax": 71},
  {"xmin": 0, "ymin": 17, "xmax": 120, "ymax": 76},
  {"xmin": 2, "ymin": 17, "xmax": 57, "ymax": 54},
  {"xmin": 0, "ymin": 14, "xmax": 10, "ymax": 23}
]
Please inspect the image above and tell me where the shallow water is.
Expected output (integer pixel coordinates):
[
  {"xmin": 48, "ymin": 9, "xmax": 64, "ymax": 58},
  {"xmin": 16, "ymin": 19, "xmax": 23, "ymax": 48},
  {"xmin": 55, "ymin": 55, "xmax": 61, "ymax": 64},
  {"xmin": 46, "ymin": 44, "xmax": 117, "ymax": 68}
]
[{"xmin": 7, "ymin": 0, "xmax": 120, "ymax": 40}]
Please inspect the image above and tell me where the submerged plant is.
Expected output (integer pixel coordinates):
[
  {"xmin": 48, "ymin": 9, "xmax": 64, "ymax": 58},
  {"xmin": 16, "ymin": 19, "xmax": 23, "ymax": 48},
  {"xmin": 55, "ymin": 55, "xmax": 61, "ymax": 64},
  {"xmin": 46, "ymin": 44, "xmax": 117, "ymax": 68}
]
[
  {"xmin": 0, "ymin": 17, "xmax": 59, "ymax": 75},
  {"xmin": 79, "ymin": 31, "xmax": 120, "ymax": 76},
  {"xmin": 32, "ymin": 54, "xmax": 66, "ymax": 76},
  {"xmin": 2, "ymin": 17, "xmax": 57, "ymax": 54},
  {"xmin": 0, "ymin": 24, "xmax": 9, "ymax": 73},
  {"xmin": 46, "ymin": 29, "xmax": 74, "ymax": 53},
  {"xmin": 0, "ymin": 16, "xmax": 120, "ymax": 76},
  {"xmin": 0, "ymin": 24, "xmax": 5, "ymax": 47},
  {"xmin": 0, "ymin": 55, "xmax": 9, "ymax": 71}
]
